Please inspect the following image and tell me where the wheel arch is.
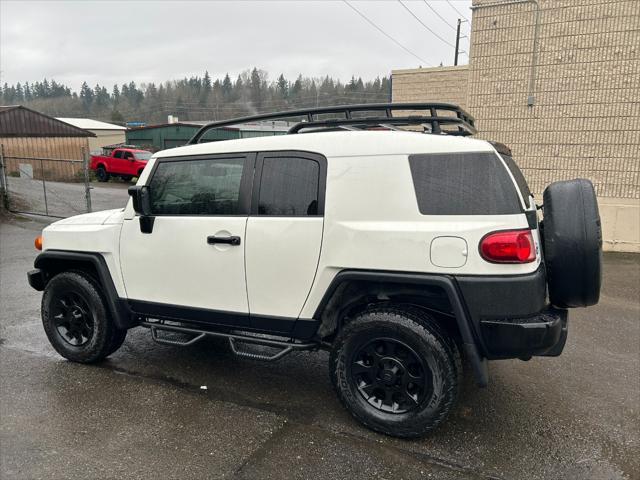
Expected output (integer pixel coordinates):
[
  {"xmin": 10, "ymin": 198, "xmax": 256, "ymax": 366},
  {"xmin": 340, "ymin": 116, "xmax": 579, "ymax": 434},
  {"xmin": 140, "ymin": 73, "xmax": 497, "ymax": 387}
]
[
  {"xmin": 33, "ymin": 250, "xmax": 136, "ymax": 329},
  {"xmin": 313, "ymin": 270, "xmax": 488, "ymax": 387}
]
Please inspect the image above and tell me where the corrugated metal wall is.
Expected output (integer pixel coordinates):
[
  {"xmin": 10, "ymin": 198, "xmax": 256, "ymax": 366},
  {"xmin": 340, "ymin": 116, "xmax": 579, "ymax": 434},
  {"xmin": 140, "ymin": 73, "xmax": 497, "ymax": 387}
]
[{"xmin": 1, "ymin": 137, "xmax": 89, "ymax": 181}]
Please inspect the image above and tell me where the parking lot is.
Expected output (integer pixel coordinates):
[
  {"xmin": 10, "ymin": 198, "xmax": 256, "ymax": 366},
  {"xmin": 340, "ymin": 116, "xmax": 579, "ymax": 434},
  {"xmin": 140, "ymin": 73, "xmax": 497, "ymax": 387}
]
[{"xmin": 0, "ymin": 213, "xmax": 638, "ymax": 480}]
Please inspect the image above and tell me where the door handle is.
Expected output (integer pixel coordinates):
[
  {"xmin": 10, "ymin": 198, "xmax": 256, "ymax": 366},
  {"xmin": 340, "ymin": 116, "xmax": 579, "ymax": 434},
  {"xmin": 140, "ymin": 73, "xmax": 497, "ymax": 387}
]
[{"xmin": 207, "ymin": 235, "xmax": 241, "ymax": 246}]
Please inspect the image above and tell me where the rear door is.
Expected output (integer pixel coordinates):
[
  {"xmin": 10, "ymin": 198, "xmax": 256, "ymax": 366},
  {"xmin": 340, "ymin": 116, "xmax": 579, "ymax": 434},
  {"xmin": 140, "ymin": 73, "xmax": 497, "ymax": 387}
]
[{"xmin": 245, "ymin": 151, "xmax": 326, "ymax": 332}]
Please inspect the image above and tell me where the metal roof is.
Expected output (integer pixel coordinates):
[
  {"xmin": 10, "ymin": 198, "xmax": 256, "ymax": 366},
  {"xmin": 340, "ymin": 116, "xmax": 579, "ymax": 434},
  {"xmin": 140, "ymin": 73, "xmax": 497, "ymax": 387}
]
[
  {"xmin": 56, "ymin": 117, "xmax": 126, "ymax": 131},
  {"xmin": 0, "ymin": 105, "xmax": 95, "ymax": 137}
]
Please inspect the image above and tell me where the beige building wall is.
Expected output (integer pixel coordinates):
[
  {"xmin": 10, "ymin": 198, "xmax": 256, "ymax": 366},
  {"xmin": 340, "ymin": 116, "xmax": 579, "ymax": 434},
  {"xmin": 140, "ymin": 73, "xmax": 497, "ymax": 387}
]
[
  {"xmin": 393, "ymin": 0, "xmax": 640, "ymax": 252},
  {"xmin": 88, "ymin": 130, "xmax": 126, "ymax": 153},
  {"xmin": 392, "ymin": 65, "xmax": 469, "ymax": 109}
]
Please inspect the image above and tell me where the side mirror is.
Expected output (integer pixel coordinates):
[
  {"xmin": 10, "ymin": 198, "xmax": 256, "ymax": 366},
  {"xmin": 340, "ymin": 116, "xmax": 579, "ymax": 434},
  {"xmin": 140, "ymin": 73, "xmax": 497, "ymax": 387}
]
[{"xmin": 128, "ymin": 185, "xmax": 152, "ymax": 216}]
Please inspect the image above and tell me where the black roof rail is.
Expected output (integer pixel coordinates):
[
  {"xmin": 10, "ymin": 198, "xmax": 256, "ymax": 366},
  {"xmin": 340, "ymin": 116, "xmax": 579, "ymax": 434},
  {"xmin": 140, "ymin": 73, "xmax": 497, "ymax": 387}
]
[{"xmin": 187, "ymin": 102, "xmax": 476, "ymax": 145}]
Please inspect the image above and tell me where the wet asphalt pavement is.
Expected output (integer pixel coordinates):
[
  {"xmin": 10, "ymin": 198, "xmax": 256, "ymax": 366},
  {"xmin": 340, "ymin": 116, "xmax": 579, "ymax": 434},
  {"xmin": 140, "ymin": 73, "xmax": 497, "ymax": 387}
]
[{"xmin": 1, "ymin": 214, "xmax": 638, "ymax": 480}]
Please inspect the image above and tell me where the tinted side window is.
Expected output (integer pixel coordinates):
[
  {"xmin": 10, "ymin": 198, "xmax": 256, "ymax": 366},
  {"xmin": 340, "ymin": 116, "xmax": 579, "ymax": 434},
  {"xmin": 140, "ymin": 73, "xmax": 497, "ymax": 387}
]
[
  {"xmin": 124, "ymin": 151, "xmax": 133, "ymax": 159},
  {"xmin": 114, "ymin": 150, "xmax": 123, "ymax": 159},
  {"xmin": 500, "ymin": 154, "xmax": 532, "ymax": 202},
  {"xmin": 258, "ymin": 157, "xmax": 319, "ymax": 216},
  {"xmin": 149, "ymin": 158, "xmax": 244, "ymax": 215},
  {"xmin": 408, "ymin": 152, "xmax": 522, "ymax": 215}
]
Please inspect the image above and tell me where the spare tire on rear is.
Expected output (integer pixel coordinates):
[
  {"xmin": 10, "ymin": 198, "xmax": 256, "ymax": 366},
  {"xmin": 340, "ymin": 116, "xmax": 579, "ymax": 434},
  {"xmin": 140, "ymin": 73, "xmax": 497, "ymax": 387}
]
[{"xmin": 542, "ymin": 179, "xmax": 602, "ymax": 308}]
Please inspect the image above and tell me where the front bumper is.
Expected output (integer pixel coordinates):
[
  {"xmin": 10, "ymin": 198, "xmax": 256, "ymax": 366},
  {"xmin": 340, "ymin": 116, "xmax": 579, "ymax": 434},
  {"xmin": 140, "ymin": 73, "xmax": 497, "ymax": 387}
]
[
  {"xmin": 479, "ymin": 306, "xmax": 568, "ymax": 359},
  {"xmin": 27, "ymin": 268, "xmax": 46, "ymax": 291}
]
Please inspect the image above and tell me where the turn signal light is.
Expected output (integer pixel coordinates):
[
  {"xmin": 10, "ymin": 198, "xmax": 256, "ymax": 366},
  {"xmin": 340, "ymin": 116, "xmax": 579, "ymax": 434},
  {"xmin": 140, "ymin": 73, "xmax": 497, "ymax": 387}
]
[
  {"xmin": 34, "ymin": 235, "xmax": 43, "ymax": 251},
  {"xmin": 480, "ymin": 229, "xmax": 535, "ymax": 263}
]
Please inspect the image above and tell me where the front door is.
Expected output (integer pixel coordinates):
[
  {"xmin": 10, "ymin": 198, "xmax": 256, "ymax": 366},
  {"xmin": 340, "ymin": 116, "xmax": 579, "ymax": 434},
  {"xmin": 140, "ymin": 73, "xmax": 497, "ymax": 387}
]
[
  {"xmin": 245, "ymin": 151, "xmax": 326, "ymax": 332},
  {"xmin": 120, "ymin": 153, "xmax": 255, "ymax": 327}
]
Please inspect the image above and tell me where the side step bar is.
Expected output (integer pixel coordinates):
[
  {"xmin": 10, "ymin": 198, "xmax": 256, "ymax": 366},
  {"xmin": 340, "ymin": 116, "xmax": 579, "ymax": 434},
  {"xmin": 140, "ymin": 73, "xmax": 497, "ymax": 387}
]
[{"xmin": 141, "ymin": 320, "xmax": 319, "ymax": 362}]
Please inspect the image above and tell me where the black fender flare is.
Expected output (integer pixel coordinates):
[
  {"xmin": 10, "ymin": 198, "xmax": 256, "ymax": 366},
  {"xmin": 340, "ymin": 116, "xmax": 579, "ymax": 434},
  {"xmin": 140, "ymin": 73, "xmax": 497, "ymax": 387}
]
[
  {"xmin": 32, "ymin": 250, "xmax": 135, "ymax": 329},
  {"xmin": 313, "ymin": 270, "xmax": 489, "ymax": 387}
]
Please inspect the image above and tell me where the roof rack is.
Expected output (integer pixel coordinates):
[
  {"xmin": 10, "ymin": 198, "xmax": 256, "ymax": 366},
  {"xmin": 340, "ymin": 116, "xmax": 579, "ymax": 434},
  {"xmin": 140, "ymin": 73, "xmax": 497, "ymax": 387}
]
[{"xmin": 188, "ymin": 102, "xmax": 476, "ymax": 145}]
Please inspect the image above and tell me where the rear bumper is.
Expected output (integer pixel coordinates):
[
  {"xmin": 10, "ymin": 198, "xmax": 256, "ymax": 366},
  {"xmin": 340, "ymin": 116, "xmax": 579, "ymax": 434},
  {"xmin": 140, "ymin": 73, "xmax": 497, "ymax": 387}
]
[
  {"xmin": 456, "ymin": 264, "xmax": 569, "ymax": 360},
  {"xmin": 479, "ymin": 306, "xmax": 568, "ymax": 359}
]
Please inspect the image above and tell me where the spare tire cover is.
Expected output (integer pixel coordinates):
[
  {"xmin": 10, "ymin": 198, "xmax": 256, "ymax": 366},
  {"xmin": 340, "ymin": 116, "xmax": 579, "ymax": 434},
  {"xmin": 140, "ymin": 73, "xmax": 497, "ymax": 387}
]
[{"xmin": 542, "ymin": 179, "xmax": 602, "ymax": 308}]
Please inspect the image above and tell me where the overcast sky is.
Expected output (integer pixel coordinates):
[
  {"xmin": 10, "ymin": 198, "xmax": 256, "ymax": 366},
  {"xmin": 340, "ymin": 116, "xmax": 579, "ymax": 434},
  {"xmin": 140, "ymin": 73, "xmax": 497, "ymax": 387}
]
[{"xmin": 0, "ymin": 0, "xmax": 472, "ymax": 90}]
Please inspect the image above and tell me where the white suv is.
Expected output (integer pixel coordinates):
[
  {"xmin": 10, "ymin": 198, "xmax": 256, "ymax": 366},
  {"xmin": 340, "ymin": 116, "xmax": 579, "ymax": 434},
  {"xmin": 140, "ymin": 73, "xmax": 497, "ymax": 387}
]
[{"xmin": 27, "ymin": 104, "xmax": 602, "ymax": 437}]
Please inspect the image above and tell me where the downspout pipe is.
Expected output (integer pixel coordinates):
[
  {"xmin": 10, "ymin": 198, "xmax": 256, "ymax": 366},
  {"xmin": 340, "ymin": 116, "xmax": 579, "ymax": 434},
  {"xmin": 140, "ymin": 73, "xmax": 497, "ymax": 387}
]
[{"xmin": 471, "ymin": 0, "xmax": 541, "ymax": 106}]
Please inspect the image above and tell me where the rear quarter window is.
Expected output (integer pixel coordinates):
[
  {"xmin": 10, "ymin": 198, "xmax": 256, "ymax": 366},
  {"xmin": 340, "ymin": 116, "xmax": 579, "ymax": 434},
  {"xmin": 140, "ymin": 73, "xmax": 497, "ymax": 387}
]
[{"xmin": 408, "ymin": 152, "xmax": 522, "ymax": 215}]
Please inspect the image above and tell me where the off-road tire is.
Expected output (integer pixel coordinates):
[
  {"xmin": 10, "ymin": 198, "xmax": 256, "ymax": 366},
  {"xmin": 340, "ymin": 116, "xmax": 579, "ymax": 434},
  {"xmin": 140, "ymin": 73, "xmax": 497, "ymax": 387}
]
[
  {"xmin": 42, "ymin": 271, "xmax": 125, "ymax": 363},
  {"xmin": 96, "ymin": 166, "xmax": 110, "ymax": 182},
  {"xmin": 330, "ymin": 306, "xmax": 461, "ymax": 438}
]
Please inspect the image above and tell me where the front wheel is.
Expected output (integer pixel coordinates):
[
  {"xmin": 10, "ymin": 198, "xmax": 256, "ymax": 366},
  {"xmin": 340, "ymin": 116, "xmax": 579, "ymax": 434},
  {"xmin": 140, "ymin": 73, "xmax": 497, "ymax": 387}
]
[
  {"xmin": 330, "ymin": 307, "xmax": 461, "ymax": 438},
  {"xmin": 41, "ymin": 271, "xmax": 126, "ymax": 363}
]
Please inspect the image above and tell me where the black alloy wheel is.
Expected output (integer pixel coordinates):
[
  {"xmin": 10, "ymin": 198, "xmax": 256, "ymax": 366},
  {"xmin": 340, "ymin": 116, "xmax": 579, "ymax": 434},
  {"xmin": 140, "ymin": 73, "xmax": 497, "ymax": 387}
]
[
  {"xmin": 51, "ymin": 292, "xmax": 95, "ymax": 346},
  {"xmin": 350, "ymin": 337, "xmax": 431, "ymax": 414}
]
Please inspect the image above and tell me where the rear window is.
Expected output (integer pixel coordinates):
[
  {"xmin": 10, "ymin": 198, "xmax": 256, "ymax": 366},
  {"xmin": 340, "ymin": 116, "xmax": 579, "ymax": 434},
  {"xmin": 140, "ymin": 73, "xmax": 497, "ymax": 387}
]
[
  {"xmin": 408, "ymin": 152, "xmax": 522, "ymax": 215},
  {"xmin": 500, "ymin": 154, "xmax": 532, "ymax": 203}
]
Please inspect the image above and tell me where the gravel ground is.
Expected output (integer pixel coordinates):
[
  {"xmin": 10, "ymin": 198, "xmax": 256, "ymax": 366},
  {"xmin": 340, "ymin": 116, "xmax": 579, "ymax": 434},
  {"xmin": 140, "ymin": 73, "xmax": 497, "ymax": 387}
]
[{"xmin": 1, "ymin": 214, "xmax": 638, "ymax": 480}]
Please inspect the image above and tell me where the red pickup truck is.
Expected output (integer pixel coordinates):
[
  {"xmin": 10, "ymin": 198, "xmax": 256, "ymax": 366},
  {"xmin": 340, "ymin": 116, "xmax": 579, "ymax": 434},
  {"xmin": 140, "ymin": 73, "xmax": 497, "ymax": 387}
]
[{"xmin": 90, "ymin": 147, "xmax": 153, "ymax": 182}]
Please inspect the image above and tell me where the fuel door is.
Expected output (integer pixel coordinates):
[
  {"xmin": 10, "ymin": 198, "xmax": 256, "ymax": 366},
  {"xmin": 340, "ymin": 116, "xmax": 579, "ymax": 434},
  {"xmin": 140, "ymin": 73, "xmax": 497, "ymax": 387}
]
[{"xmin": 430, "ymin": 236, "xmax": 468, "ymax": 268}]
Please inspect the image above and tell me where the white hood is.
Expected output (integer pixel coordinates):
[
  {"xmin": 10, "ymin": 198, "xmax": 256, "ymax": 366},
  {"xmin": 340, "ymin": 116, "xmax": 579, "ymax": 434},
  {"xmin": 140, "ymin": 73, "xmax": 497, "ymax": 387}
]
[{"xmin": 50, "ymin": 209, "xmax": 125, "ymax": 226}]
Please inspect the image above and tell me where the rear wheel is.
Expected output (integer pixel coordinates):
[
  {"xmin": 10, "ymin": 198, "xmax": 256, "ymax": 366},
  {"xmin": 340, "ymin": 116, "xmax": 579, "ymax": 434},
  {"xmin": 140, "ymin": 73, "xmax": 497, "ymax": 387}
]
[
  {"xmin": 96, "ymin": 165, "xmax": 110, "ymax": 182},
  {"xmin": 330, "ymin": 307, "xmax": 461, "ymax": 438},
  {"xmin": 41, "ymin": 271, "xmax": 126, "ymax": 363}
]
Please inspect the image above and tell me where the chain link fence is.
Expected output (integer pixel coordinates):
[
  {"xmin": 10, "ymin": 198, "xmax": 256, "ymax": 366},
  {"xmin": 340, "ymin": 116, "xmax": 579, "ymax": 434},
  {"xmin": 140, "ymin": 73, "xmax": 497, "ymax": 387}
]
[{"xmin": 0, "ymin": 145, "xmax": 92, "ymax": 218}]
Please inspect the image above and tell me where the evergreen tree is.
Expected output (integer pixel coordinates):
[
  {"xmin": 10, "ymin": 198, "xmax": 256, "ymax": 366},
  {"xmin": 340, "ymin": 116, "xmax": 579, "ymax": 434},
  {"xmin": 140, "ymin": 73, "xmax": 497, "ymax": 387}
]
[
  {"xmin": 276, "ymin": 74, "xmax": 288, "ymax": 99},
  {"xmin": 221, "ymin": 74, "xmax": 232, "ymax": 99},
  {"xmin": 79, "ymin": 82, "xmax": 93, "ymax": 111}
]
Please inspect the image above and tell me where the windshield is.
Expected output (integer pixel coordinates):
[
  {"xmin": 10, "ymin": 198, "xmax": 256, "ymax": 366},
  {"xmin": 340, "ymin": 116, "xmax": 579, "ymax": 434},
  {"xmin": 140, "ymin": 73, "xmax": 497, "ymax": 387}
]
[{"xmin": 134, "ymin": 152, "xmax": 153, "ymax": 161}]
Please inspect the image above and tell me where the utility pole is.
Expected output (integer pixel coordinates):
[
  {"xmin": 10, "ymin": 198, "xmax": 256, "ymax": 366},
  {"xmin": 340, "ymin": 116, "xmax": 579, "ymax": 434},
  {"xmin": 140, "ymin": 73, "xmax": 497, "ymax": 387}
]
[{"xmin": 454, "ymin": 18, "xmax": 461, "ymax": 66}]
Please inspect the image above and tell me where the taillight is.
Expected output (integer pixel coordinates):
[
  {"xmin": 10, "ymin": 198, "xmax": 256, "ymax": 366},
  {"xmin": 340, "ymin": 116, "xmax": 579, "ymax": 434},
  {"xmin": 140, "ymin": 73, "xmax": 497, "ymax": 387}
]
[{"xmin": 480, "ymin": 229, "xmax": 535, "ymax": 263}]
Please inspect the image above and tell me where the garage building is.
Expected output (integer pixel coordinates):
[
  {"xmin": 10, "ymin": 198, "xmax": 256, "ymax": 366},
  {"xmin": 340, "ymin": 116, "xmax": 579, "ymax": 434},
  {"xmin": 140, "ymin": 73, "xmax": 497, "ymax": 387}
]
[
  {"xmin": 126, "ymin": 120, "xmax": 289, "ymax": 151},
  {"xmin": 0, "ymin": 105, "xmax": 94, "ymax": 181},
  {"xmin": 57, "ymin": 118, "xmax": 126, "ymax": 154}
]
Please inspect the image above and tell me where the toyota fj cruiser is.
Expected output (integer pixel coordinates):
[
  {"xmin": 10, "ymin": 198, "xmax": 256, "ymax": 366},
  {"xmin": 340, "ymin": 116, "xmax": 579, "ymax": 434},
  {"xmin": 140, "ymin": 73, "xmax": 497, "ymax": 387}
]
[{"xmin": 27, "ymin": 103, "xmax": 602, "ymax": 438}]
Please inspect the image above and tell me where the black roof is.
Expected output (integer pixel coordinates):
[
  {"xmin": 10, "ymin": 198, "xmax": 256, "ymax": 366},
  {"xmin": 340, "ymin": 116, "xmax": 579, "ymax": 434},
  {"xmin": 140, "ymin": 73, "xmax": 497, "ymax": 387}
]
[{"xmin": 0, "ymin": 105, "xmax": 95, "ymax": 137}]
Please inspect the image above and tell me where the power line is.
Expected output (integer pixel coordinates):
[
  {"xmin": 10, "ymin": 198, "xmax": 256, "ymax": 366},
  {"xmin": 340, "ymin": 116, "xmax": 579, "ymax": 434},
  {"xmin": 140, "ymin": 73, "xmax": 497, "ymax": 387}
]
[
  {"xmin": 398, "ymin": 0, "xmax": 455, "ymax": 48},
  {"xmin": 446, "ymin": 0, "xmax": 470, "ymax": 22},
  {"xmin": 343, "ymin": 1, "xmax": 432, "ymax": 66},
  {"xmin": 422, "ymin": 1, "xmax": 457, "ymax": 31}
]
